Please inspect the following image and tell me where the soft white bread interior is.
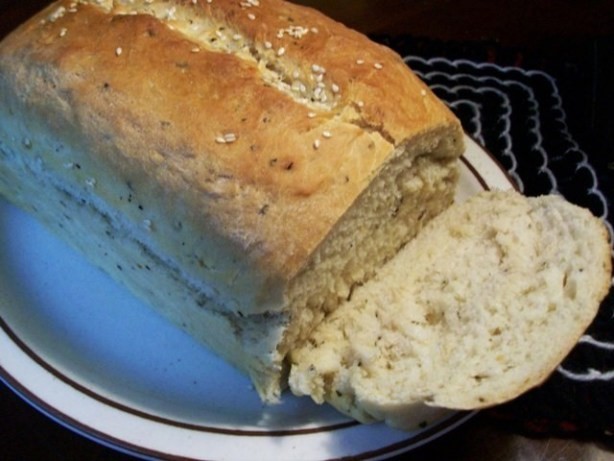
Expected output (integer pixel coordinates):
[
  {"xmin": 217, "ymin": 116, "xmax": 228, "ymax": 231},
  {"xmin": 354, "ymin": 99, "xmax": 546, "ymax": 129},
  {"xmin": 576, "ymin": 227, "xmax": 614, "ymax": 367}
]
[
  {"xmin": 0, "ymin": 0, "xmax": 462, "ymax": 401},
  {"xmin": 289, "ymin": 190, "xmax": 612, "ymax": 430}
]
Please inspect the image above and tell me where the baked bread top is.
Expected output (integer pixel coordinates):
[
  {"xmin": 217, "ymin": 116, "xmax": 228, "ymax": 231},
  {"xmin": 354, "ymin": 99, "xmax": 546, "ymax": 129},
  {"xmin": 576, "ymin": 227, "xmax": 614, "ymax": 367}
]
[{"xmin": 0, "ymin": 0, "xmax": 461, "ymax": 295}]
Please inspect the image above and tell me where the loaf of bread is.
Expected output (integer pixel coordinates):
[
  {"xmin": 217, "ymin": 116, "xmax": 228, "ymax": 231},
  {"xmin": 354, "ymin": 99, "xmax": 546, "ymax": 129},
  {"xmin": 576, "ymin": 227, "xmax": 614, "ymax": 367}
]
[
  {"xmin": 0, "ymin": 0, "xmax": 463, "ymax": 401},
  {"xmin": 289, "ymin": 190, "xmax": 612, "ymax": 430}
]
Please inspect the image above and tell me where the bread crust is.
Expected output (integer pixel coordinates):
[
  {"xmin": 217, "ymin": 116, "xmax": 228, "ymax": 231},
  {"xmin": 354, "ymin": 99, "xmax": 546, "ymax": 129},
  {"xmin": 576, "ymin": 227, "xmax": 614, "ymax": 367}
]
[
  {"xmin": 0, "ymin": 0, "xmax": 460, "ymax": 295},
  {"xmin": 0, "ymin": 0, "xmax": 463, "ymax": 400}
]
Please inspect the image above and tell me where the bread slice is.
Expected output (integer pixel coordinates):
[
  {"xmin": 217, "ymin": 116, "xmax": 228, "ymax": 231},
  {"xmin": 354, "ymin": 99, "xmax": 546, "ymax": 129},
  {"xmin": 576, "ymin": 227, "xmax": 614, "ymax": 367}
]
[
  {"xmin": 289, "ymin": 190, "xmax": 612, "ymax": 429},
  {"xmin": 0, "ymin": 0, "xmax": 462, "ymax": 401}
]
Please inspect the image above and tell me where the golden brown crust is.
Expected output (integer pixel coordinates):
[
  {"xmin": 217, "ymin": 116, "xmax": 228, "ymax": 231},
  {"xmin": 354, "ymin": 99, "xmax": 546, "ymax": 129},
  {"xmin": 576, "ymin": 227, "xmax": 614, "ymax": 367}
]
[{"xmin": 0, "ymin": 0, "xmax": 461, "ymax": 290}]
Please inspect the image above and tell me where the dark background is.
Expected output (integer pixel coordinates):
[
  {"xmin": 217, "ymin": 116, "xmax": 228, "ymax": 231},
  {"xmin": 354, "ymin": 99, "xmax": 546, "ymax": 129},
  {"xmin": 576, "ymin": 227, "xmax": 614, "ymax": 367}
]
[{"xmin": 1, "ymin": 1, "xmax": 613, "ymax": 460}]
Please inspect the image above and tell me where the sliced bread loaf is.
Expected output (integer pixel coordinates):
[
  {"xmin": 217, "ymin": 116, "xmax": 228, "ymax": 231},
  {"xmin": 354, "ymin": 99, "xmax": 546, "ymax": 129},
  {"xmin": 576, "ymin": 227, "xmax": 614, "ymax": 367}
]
[
  {"xmin": 0, "ymin": 0, "xmax": 462, "ymax": 402},
  {"xmin": 289, "ymin": 190, "xmax": 612, "ymax": 430}
]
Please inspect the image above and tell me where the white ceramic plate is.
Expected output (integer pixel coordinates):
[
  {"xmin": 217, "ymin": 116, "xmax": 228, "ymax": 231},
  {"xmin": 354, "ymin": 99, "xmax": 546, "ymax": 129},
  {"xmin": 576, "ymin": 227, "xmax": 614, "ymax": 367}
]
[{"xmin": 0, "ymin": 135, "xmax": 513, "ymax": 461}]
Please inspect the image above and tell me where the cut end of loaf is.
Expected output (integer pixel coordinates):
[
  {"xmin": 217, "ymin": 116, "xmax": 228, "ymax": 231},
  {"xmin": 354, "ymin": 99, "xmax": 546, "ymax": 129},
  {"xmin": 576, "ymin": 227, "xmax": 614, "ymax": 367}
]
[
  {"xmin": 289, "ymin": 190, "xmax": 612, "ymax": 430},
  {"xmin": 278, "ymin": 128, "xmax": 461, "ymax": 368}
]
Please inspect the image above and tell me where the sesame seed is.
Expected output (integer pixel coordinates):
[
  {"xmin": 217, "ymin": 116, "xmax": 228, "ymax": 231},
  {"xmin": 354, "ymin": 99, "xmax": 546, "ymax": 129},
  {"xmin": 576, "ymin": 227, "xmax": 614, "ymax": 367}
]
[
  {"xmin": 277, "ymin": 47, "xmax": 285, "ymax": 56},
  {"xmin": 374, "ymin": 62, "xmax": 383, "ymax": 70},
  {"xmin": 215, "ymin": 136, "xmax": 227, "ymax": 144},
  {"xmin": 420, "ymin": 89, "xmax": 427, "ymax": 96},
  {"xmin": 115, "ymin": 47, "xmax": 123, "ymax": 56},
  {"xmin": 299, "ymin": 83, "xmax": 307, "ymax": 93},
  {"xmin": 278, "ymin": 25, "xmax": 310, "ymax": 39},
  {"xmin": 223, "ymin": 132, "xmax": 238, "ymax": 143},
  {"xmin": 192, "ymin": 0, "xmax": 198, "ymax": 4},
  {"xmin": 48, "ymin": 6, "xmax": 66, "ymax": 22},
  {"xmin": 313, "ymin": 139, "xmax": 321, "ymax": 149},
  {"xmin": 356, "ymin": 59, "xmax": 365, "ymax": 65},
  {"xmin": 311, "ymin": 64, "xmax": 325, "ymax": 74},
  {"xmin": 307, "ymin": 112, "xmax": 316, "ymax": 118},
  {"xmin": 166, "ymin": 6, "xmax": 177, "ymax": 20},
  {"xmin": 292, "ymin": 70, "xmax": 300, "ymax": 79},
  {"xmin": 247, "ymin": 13, "xmax": 256, "ymax": 20},
  {"xmin": 233, "ymin": 33, "xmax": 242, "ymax": 41},
  {"xmin": 356, "ymin": 100, "xmax": 365, "ymax": 107},
  {"xmin": 264, "ymin": 41, "xmax": 272, "ymax": 49},
  {"xmin": 207, "ymin": 0, "xmax": 212, "ymax": 3},
  {"xmin": 191, "ymin": 47, "xmax": 201, "ymax": 53},
  {"xmin": 59, "ymin": 27, "xmax": 67, "ymax": 37},
  {"xmin": 331, "ymin": 83, "xmax": 340, "ymax": 93},
  {"xmin": 322, "ymin": 130, "xmax": 332, "ymax": 139},
  {"xmin": 310, "ymin": 27, "xmax": 319, "ymax": 33}
]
